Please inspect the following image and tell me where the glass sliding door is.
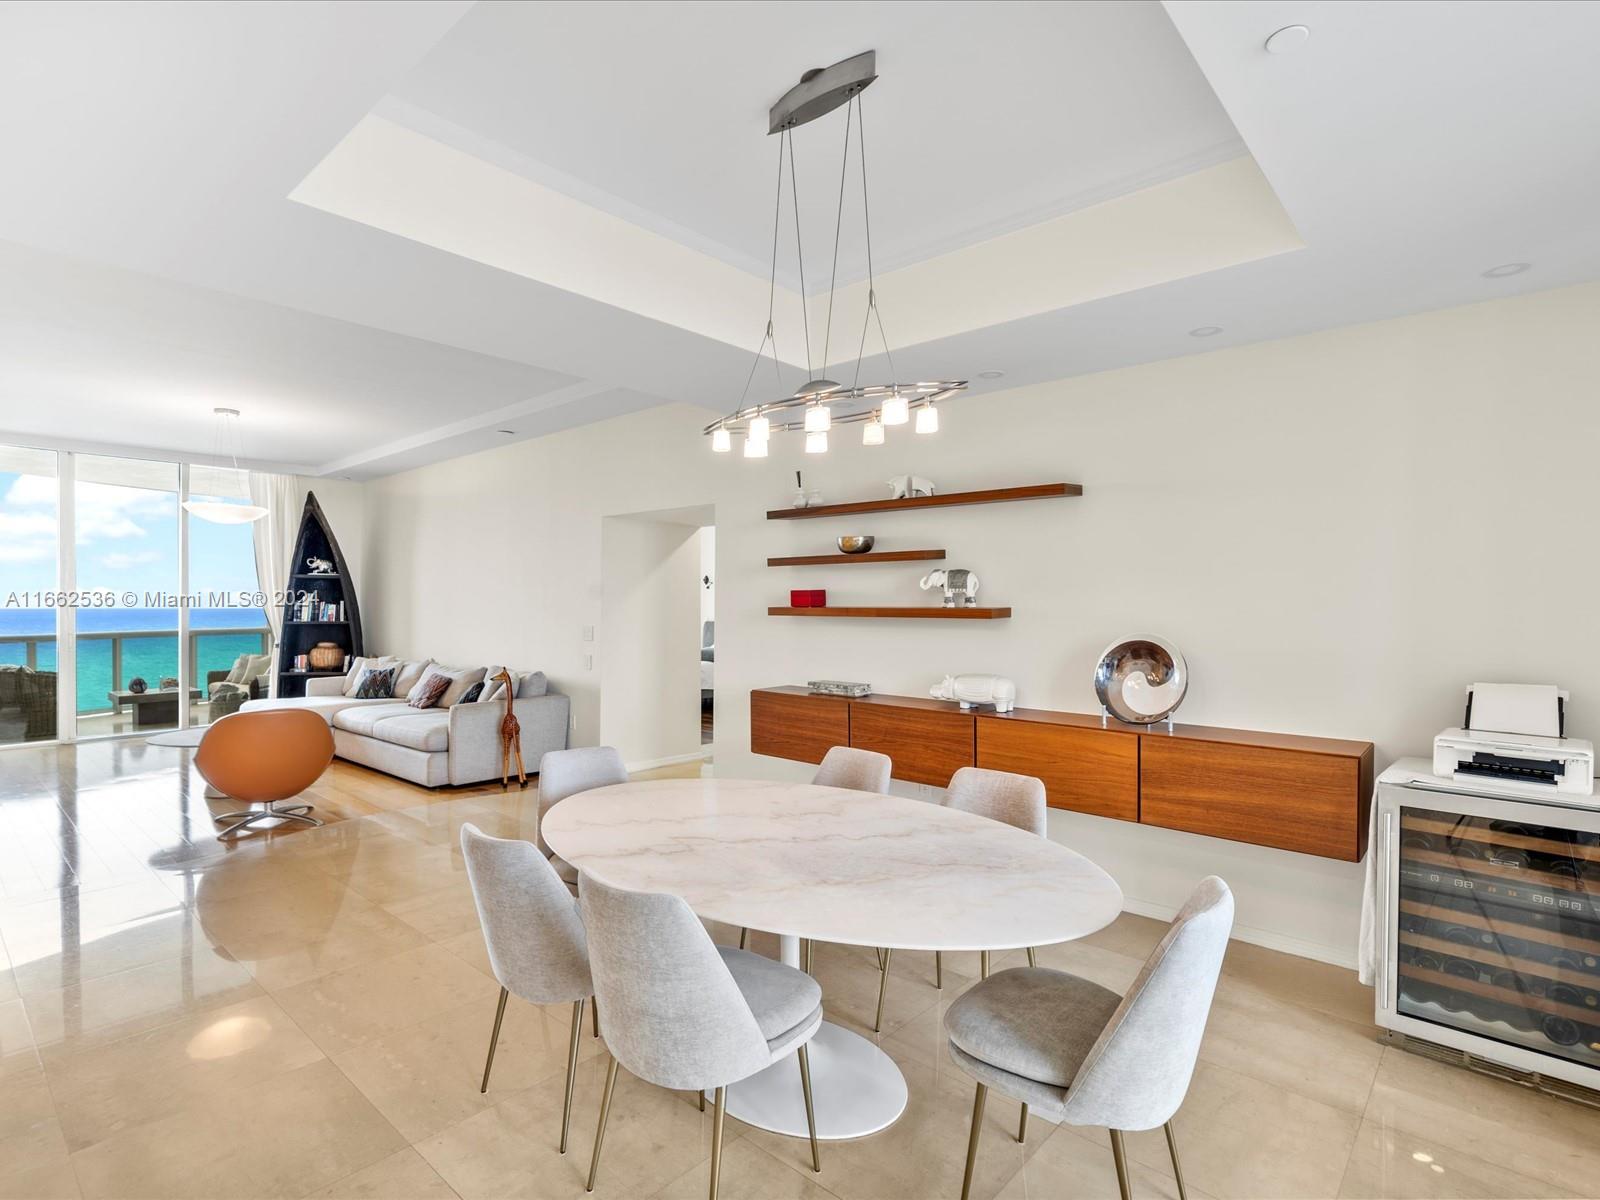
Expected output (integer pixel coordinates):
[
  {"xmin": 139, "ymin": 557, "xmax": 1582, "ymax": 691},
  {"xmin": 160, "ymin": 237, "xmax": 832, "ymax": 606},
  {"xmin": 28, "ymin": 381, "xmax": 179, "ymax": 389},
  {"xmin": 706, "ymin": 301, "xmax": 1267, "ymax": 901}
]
[
  {"xmin": 0, "ymin": 444, "xmax": 60, "ymax": 745},
  {"xmin": 186, "ymin": 464, "xmax": 268, "ymax": 726},
  {"xmin": 73, "ymin": 455, "xmax": 181, "ymax": 738}
]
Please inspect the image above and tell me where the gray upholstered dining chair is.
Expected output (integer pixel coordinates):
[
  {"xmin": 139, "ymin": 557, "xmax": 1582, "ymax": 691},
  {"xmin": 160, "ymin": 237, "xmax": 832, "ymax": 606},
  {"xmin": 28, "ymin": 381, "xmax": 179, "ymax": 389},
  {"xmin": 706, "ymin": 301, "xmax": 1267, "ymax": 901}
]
[
  {"xmin": 944, "ymin": 876, "xmax": 1233, "ymax": 1200},
  {"xmin": 459, "ymin": 823, "xmax": 595, "ymax": 1155},
  {"xmin": 813, "ymin": 745, "xmax": 892, "ymax": 792},
  {"xmin": 739, "ymin": 744, "xmax": 893, "ymax": 957},
  {"xmin": 580, "ymin": 870, "xmax": 824, "ymax": 1199},
  {"xmin": 538, "ymin": 746, "xmax": 628, "ymax": 893},
  {"xmin": 872, "ymin": 766, "xmax": 1047, "ymax": 1032}
]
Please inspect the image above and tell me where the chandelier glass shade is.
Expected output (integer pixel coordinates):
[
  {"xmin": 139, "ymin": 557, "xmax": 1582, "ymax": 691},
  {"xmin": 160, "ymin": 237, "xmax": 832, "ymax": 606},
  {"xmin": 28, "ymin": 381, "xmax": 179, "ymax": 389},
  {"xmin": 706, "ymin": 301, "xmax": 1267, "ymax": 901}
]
[
  {"xmin": 181, "ymin": 408, "xmax": 268, "ymax": 524},
  {"xmin": 706, "ymin": 53, "xmax": 966, "ymax": 455}
]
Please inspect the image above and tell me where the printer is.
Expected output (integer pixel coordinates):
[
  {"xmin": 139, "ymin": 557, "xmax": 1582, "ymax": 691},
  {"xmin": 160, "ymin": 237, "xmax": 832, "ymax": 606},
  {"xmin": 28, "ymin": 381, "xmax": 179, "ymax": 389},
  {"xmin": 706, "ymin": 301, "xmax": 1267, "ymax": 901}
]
[{"xmin": 1432, "ymin": 682, "xmax": 1594, "ymax": 800}]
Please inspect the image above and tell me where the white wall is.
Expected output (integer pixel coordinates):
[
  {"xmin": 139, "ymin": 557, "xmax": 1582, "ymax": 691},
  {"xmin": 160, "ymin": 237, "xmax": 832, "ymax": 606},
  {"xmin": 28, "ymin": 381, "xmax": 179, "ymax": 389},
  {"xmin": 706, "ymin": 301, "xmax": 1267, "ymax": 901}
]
[
  {"xmin": 599, "ymin": 514, "xmax": 703, "ymax": 766},
  {"xmin": 361, "ymin": 281, "xmax": 1600, "ymax": 967}
]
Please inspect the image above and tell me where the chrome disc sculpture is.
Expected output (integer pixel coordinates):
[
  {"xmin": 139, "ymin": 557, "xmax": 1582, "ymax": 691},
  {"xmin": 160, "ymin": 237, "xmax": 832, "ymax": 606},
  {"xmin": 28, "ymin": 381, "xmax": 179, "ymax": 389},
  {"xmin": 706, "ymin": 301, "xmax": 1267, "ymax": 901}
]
[{"xmin": 1094, "ymin": 637, "xmax": 1188, "ymax": 726}]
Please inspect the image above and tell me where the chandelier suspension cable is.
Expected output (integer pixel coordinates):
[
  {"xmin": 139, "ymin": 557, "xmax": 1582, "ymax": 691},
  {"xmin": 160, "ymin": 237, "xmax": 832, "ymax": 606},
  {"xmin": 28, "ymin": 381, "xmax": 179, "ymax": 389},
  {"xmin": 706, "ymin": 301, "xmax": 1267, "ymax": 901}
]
[
  {"xmin": 786, "ymin": 129, "xmax": 814, "ymax": 383},
  {"xmin": 820, "ymin": 96, "xmax": 853, "ymax": 377},
  {"xmin": 727, "ymin": 133, "xmax": 790, "ymax": 422},
  {"xmin": 853, "ymin": 92, "xmax": 897, "ymax": 388}
]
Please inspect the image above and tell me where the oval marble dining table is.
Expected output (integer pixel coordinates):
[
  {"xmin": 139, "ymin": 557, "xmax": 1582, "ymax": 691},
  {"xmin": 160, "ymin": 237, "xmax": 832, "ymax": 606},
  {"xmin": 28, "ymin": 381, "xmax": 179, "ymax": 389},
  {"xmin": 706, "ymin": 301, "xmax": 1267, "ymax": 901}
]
[{"xmin": 541, "ymin": 777, "xmax": 1124, "ymax": 1140}]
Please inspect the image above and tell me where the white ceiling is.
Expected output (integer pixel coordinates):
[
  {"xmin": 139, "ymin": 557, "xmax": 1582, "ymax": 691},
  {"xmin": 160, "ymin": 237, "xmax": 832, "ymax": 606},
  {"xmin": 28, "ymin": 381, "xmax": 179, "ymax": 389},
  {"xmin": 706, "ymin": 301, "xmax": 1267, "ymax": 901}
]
[
  {"xmin": 382, "ymin": 1, "xmax": 1246, "ymax": 288},
  {"xmin": 0, "ymin": 1, "xmax": 1598, "ymax": 478}
]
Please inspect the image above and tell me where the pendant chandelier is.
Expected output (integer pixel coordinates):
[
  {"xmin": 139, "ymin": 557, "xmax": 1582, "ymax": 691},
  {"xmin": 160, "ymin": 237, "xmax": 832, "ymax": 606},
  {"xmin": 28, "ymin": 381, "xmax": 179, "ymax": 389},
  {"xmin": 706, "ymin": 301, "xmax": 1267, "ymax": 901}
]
[
  {"xmin": 705, "ymin": 52, "xmax": 966, "ymax": 458},
  {"xmin": 181, "ymin": 407, "xmax": 269, "ymax": 524}
]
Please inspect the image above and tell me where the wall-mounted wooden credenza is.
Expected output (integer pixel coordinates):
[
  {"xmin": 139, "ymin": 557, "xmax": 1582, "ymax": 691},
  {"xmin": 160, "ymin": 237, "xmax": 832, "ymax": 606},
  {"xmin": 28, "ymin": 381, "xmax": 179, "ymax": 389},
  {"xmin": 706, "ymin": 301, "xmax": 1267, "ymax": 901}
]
[{"xmin": 750, "ymin": 687, "xmax": 1375, "ymax": 861}]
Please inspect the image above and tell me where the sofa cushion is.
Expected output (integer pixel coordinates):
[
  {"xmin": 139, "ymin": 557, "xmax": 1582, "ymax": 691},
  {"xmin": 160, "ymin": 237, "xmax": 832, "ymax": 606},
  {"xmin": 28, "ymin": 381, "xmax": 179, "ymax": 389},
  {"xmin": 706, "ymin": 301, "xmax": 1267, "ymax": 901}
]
[
  {"xmin": 332, "ymin": 702, "xmax": 415, "ymax": 737},
  {"xmin": 342, "ymin": 655, "xmax": 399, "ymax": 696},
  {"xmin": 392, "ymin": 658, "xmax": 433, "ymax": 695},
  {"xmin": 407, "ymin": 671, "xmax": 452, "ymax": 709},
  {"xmin": 241, "ymin": 695, "xmax": 396, "ymax": 725},
  {"xmin": 439, "ymin": 666, "xmax": 486, "ymax": 707},
  {"xmin": 223, "ymin": 656, "xmax": 249, "ymax": 685},
  {"xmin": 366, "ymin": 710, "xmax": 451, "ymax": 753},
  {"xmin": 518, "ymin": 671, "xmax": 549, "ymax": 698}
]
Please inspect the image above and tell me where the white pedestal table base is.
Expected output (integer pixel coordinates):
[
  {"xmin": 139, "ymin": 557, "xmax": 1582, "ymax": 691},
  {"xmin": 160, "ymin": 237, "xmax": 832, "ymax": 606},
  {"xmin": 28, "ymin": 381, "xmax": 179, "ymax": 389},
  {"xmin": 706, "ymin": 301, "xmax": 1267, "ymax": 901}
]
[
  {"xmin": 724, "ymin": 932, "xmax": 908, "ymax": 1139},
  {"xmin": 724, "ymin": 1020, "xmax": 908, "ymax": 1140}
]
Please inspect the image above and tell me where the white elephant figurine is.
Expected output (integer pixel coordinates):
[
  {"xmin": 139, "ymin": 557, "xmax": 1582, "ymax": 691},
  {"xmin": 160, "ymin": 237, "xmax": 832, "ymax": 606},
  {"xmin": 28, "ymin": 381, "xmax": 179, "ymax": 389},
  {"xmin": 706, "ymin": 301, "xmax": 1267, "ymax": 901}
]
[
  {"xmin": 887, "ymin": 475, "xmax": 936, "ymax": 500},
  {"xmin": 929, "ymin": 673, "xmax": 1017, "ymax": 713},
  {"xmin": 919, "ymin": 567, "xmax": 980, "ymax": 607},
  {"xmin": 305, "ymin": 556, "xmax": 335, "ymax": 574}
]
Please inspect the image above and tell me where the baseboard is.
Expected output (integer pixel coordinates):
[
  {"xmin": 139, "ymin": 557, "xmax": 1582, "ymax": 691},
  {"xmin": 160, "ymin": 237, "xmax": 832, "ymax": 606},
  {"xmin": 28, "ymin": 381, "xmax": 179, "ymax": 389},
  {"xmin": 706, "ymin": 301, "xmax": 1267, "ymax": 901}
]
[
  {"xmin": 626, "ymin": 749, "xmax": 713, "ymax": 773},
  {"xmin": 1120, "ymin": 896, "xmax": 1358, "ymax": 971}
]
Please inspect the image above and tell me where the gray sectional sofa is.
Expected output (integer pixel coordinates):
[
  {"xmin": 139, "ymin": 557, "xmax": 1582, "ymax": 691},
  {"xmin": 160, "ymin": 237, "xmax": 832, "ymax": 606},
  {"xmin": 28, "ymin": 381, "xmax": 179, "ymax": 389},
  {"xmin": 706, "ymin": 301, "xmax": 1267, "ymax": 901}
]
[{"xmin": 241, "ymin": 664, "xmax": 568, "ymax": 787}]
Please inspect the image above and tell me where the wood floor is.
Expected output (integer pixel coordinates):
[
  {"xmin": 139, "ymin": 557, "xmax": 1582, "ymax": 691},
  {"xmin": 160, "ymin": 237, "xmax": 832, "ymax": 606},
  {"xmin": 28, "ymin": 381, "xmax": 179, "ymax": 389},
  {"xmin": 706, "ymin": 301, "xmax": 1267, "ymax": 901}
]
[{"xmin": 0, "ymin": 740, "xmax": 1595, "ymax": 1199}]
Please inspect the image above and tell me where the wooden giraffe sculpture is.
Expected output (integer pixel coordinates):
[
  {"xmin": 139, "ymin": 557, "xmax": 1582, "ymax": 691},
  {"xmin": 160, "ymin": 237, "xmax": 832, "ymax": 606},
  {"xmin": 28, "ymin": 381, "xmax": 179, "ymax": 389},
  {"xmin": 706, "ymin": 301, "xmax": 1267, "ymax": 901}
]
[{"xmin": 494, "ymin": 670, "xmax": 526, "ymax": 789}]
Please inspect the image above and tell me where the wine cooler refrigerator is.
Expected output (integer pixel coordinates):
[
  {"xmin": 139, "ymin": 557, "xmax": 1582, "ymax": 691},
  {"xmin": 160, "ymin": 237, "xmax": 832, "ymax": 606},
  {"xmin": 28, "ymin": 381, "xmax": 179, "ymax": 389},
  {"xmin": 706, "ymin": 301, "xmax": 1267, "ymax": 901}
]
[{"xmin": 1374, "ymin": 764, "xmax": 1600, "ymax": 1095}]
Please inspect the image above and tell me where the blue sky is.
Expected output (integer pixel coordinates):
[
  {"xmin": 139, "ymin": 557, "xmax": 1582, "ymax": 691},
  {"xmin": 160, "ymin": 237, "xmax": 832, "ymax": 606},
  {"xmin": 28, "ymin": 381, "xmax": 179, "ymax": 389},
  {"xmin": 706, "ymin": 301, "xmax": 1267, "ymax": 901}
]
[{"xmin": 1, "ymin": 469, "xmax": 258, "ymax": 601}]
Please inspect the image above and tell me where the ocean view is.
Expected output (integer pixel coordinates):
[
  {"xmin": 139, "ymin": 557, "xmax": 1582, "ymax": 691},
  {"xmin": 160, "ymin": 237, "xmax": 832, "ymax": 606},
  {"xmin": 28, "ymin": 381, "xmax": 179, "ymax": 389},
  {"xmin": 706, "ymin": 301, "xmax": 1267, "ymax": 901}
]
[{"xmin": 0, "ymin": 607, "xmax": 268, "ymax": 713}]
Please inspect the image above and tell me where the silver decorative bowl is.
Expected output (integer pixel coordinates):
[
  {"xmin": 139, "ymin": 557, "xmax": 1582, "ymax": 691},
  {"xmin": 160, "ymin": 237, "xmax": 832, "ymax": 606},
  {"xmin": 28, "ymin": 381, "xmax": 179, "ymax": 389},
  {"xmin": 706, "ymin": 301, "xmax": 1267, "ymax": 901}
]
[
  {"xmin": 1093, "ymin": 636, "xmax": 1188, "ymax": 725},
  {"xmin": 836, "ymin": 535, "xmax": 875, "ymax": 554}
]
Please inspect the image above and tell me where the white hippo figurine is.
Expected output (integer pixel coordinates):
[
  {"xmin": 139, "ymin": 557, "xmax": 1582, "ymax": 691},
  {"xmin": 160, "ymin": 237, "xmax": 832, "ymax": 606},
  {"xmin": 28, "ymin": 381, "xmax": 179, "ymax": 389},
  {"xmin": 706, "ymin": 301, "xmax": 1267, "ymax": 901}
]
[{"xmin": 930, "ymin": 673, "xmax": 1017, "ymax": 713}]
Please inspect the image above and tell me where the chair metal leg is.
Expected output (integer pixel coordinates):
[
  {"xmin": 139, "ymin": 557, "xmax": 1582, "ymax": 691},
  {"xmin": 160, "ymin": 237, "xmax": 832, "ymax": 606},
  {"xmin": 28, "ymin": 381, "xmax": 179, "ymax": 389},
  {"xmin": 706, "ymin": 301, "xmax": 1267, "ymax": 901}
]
[
  {"xmin": 1026, "ymin": 947, "xmax": 1037, "ymax": 968},
  {"xmin": 797, "ymin": 1043, "xmax": 820, "ymax": 1173},
  {"xmin": 1017, "ymin": 1102, "xmax": 1028, "ymax": 1143},
  {"xmin": 980, "ymin": 950, "xmax": 991, "ymax": 979},
  {"xmin": 804, "ymin": 939, "xmax": 814, "ymax": 974},
  {"xmin": 480, "ymin": 987, "xmax": 509, "ymax": 1093},
  {"xmin": 876, "ymin": 946, "xmax": 886, "ymax": 970},
  {"xmin": 935, "ymin": 950, "xmax": 943, "ymax": 989},
  {"xmin": 739, "ymin": 927, "xmax": 749, "ymax": 950},
  {"xmin": 698, "ymin": 1090, "xmax": 706, "ymax": 1112},
  {"xmin": 559, "ymin": 999, "xmax": 584, "ymax": 1154},
  {"xmin": 708, "ymin": 1085, "xmax": 727, "ymax": 1200},
  {"xmin": 592, "ymin": 995, "xmax": 600, "ymax": 1039},
  {"xmin": 1164, "ymin": 1121, "xmax": 1188, "ymax": 1200},
  {"xmin": 214, "ymin": 799, "xmax": 323, "ymax": 839},
  {"xmin": 960, "ymin": 1083, "xmax": 987, "ymax": 1200},
  {"xmin": 1109, "ymin": 1129, "xmax": 1133, "ymax": 1200},
  {"xmin": 874, "ymin": 948, "xmax": 893, "ymax": 1032},
  {"xmin": 585, "ymin": 1056, "xmax": 620, "ymax": 1192}
]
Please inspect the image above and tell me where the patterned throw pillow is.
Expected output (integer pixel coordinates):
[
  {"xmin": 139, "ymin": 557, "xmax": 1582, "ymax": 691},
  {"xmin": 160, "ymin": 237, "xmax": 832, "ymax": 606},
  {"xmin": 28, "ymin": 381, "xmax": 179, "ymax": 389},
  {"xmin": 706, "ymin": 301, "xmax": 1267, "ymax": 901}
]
[
  {"xmin": 352, "ymin": 666, "xmax": 397, "ymax": 700},
  {"xmin": 408, "ymin": 670, "xmax": 452, "ymax": 709},
  {"xmin": 458, "ymin": 681, "xmax": 485, "ymax": 705}
]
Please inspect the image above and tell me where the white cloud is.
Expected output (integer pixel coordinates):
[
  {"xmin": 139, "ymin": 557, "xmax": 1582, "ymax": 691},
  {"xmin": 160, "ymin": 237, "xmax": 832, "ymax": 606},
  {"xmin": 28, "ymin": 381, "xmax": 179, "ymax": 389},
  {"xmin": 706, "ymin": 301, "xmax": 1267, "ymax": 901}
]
[{"xmin": 100, "ymin": 550, "xmax": 162, "ymax": 570}]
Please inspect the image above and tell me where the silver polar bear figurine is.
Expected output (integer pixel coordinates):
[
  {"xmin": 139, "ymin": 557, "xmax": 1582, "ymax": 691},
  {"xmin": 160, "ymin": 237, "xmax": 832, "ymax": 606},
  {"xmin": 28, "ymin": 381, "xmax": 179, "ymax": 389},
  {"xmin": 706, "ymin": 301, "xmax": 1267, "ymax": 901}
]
[
  {"xmin": 920, "ymin": 568, "xmax": 980, "ymax": 607},
  {"xmin": 887, "ymin": 475, "xmax": 936, "ymax": 499}
]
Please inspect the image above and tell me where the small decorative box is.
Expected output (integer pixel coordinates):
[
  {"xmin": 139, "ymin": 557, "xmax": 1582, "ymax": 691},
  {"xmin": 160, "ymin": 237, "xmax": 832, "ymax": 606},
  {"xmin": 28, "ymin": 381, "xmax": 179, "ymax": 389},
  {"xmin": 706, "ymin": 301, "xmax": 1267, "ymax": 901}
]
[
  {"xmin": 790, "ymin": 589, "xmax": 827, "ymax": 607},
  {"xmin": 808, "ymin": 680, "xmax": 871, "ymax": 697}
]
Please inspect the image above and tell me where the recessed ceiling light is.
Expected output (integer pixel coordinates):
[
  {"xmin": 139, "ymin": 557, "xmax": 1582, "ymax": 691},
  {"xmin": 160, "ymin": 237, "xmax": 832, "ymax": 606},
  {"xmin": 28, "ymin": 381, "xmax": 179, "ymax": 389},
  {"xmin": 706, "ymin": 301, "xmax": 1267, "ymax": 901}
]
[
  {"xmin": 977, "ymin": 369, "xmax": 1006, "ymax": 380},
  {"xmin": 1189, "ymin": 326, "xmax": 1224, "ymax": 338},
  {"xmin": 496, "ymin": 429, "xmax": 516, "ymax": 435},
  {"xmin": 1264, "ymin": 25, "xmax": 1310, "ymax": 54},
  {"xmin": 1481, "ymin": 262, "xmax": 1531, "ymax": 279}
]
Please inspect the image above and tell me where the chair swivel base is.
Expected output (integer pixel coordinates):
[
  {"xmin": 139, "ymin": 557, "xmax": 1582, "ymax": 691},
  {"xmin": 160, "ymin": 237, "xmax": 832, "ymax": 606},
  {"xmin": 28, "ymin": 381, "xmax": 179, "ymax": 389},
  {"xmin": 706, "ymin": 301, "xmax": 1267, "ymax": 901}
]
[{"xmin": 214, "ymin": 800, "xmax": 323, "ymax": 839}]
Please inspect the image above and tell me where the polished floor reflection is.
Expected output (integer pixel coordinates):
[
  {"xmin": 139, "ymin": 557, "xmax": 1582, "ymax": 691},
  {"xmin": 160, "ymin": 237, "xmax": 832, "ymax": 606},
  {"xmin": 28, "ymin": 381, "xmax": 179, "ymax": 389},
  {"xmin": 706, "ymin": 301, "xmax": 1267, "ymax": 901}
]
[{"xmin": 0, "ymin": 741, "xmax": 1595, "ymax": 1199}]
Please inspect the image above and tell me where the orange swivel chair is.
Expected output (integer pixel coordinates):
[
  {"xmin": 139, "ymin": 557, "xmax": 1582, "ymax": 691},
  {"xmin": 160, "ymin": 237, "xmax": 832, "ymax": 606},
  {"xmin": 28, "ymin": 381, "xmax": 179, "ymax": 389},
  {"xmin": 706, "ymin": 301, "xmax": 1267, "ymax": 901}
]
[{"xmin": 195, "ymin": 709, "xmax": 335, "ymax": 839}]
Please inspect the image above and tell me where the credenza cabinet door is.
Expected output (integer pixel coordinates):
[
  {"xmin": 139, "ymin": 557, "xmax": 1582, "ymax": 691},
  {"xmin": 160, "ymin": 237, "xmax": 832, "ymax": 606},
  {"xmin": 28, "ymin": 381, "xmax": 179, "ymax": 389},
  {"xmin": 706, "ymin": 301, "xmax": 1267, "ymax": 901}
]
[
  {"xmin": 849, "ymin": 703, "xmax": 975, "ymax": 787},
  {"xmin": 977, "ymin": 720, "xmax": 1139, "ymax": 822},
  {"xmin": 1140, "ymin": 737, "xmax": 1365, "ymax": 860},
  {"xmin": 750, "ymin": 689, "xmax": 850, "ymax": 765}
]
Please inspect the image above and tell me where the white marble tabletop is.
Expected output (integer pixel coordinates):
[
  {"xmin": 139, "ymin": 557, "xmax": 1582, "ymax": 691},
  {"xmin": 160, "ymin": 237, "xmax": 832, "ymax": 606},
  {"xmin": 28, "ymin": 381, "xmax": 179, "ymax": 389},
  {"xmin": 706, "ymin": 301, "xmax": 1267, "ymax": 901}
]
[{"xmin": 541, "ymin": 777, "xmax": 1124, "ymax": 951}]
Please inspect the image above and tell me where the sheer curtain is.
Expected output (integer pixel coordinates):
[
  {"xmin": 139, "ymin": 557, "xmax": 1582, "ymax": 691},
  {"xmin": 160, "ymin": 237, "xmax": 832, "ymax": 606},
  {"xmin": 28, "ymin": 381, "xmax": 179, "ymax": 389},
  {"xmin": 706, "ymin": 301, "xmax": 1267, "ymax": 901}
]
[{"xmin": 248, "ymin": 473, "xmax": 303, "ymax": 697}]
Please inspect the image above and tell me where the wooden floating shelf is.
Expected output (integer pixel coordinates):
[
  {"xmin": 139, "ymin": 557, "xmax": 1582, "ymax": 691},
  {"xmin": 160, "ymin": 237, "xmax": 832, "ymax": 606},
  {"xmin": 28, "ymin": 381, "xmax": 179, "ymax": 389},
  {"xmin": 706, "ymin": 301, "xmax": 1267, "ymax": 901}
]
[
  {"xmin": 768, "ymin": 606, "xmax": 1011, "ymax": 619},
  {"xmin": 766, "ymin": 482, "xmax": 1080, "ymax": 520},
  {"xmin": 767, "ymin": 549, "xmax": 947, "ymax": 566}
]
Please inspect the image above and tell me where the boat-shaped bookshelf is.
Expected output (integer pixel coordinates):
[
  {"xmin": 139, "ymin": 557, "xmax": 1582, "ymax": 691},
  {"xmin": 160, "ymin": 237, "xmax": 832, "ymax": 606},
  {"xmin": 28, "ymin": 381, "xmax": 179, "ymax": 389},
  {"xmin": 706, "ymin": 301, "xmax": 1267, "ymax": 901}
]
[{"xmin": 275, "ymin": 491, "xmax": 364, "ymax": 698}]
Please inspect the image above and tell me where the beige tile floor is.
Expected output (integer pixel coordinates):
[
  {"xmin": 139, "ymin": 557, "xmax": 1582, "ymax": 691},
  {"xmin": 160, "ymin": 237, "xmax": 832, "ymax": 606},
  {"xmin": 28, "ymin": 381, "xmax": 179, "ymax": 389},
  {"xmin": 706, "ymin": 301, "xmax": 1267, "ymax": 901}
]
[{"xmin": 1, "ymin": 740, "xmax": 1596, "ymax": 1200}]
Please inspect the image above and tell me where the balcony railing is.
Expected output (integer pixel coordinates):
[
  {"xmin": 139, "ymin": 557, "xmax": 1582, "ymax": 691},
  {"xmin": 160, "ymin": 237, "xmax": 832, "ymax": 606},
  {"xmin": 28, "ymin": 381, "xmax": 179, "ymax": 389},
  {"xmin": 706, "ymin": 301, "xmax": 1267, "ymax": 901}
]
[{"xmin": 0, "ymin": 627, "xmax": 271, "ymax": 716}]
